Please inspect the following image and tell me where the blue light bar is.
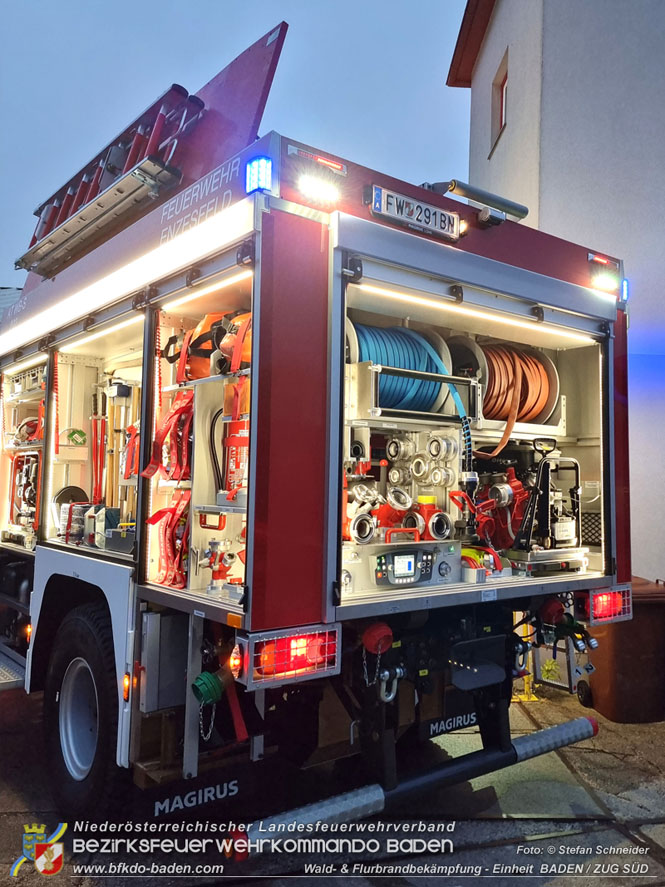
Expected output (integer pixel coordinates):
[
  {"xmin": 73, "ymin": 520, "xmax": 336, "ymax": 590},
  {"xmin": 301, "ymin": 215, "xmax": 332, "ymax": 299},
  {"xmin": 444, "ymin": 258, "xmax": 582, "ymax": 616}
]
[
  {"xmin": 246, "ymin": 157, "xmax": 272, "ymax": 194},
  {"xmin": 621, "ymin": 279, "xmax": 629, "ymax": 302}
]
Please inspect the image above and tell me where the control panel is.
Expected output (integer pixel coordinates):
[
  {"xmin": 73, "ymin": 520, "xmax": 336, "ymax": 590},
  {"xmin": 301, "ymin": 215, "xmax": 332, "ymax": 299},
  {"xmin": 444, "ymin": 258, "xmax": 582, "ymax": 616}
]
[
  {"xmin": 375, "ymin": 549, "xmax": 434, "ymax": 586},
  {"xmin": 341, "ymin": 541, "xmax": 462, "ymax": 600}
]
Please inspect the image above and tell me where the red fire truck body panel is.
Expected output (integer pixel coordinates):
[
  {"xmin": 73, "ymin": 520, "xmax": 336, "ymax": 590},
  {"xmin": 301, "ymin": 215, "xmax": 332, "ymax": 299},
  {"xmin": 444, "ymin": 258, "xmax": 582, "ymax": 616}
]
[
  {"xmin": 612, "ymin": 311, "xmax": 631, "ymax": 584},
  {"xmin": 251, "ymin": 210, "xmax": 330, "ymax": 630},
  {"xmin": 278, "ymin": 136, "xmax": 621, "ymax": 291}
]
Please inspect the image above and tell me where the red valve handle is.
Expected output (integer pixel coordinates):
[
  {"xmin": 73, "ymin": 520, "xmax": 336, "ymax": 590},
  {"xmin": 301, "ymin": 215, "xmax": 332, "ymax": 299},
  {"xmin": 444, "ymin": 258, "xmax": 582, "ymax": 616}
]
[
  {"xmin": 385, "ymin": 526, "xmax": 421, "ymax": 543},
  {"xmin": 199, "ymin": 513, "xmax": 226, "ymax": 531}
]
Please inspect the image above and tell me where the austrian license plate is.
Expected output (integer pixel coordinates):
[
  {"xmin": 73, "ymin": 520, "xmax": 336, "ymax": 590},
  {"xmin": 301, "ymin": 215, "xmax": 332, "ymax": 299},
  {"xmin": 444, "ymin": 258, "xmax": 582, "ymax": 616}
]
[{"xmin": 371, "ymin": 185, "xmax": 459, "ymax": 241}]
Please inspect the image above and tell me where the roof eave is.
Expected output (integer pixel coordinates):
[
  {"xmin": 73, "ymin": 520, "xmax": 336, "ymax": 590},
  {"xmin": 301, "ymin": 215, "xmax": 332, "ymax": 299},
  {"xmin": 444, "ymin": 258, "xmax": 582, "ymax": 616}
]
[{"xmin": 446, "ymin": 0, "xmax": 497, "ymax": 88}]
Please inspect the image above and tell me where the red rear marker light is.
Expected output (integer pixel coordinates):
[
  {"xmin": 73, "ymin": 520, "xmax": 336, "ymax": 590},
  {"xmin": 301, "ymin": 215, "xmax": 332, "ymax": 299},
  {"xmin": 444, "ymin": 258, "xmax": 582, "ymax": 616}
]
[
  {"xmin": 233, "ymin": 624, "xmax": 342, "ymax": 689},
  {"xmin": 315, "ymin": 156, "xmax": 344, "ymax": 172},
  {"xmin": 257, "ymin": 640, "xmax": 277, "ymax": 676},
  {"xmin": 594, "ymin": 592, "xmax": 623, "ymax": 619},
  {"xmin": 588, "ymin": 253, "xmax": 620, "ymax": 269},
  {"xmin": 588, "ymin": 252, "xmax": 621, "ymax": 294},
  {"xmin": 287, "ymin": 144, "xmax": 348, "ymax": 175},
  {"xmin": 255, "ymin": 631, "xmax": 337, "ymax": 678},
  {"xmin": 588, "ymin": 586, "xmax": 632, "ymax": 624}
]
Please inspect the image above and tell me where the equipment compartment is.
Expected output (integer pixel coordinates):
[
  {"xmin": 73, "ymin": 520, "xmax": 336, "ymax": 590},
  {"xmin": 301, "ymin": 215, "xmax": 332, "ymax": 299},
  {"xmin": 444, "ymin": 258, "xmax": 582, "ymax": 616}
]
[
  {"xmin": 45, "ymin": 318, "xmax": 145, "ymax": 555},
  {"xmin": 145, "ymin": 268, "xmax": 253, "ymax": 601},
  {"xmin": 339, "ymin": 275, "xmax": 607, "ymax": 611},
  {"xmin": 0, "ymin": 357, "xmax": 48, "ymax": 551}
]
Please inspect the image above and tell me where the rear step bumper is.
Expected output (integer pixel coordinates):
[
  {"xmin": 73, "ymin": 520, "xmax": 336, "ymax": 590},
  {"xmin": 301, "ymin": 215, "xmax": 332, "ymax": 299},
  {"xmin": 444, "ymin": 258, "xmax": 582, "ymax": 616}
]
[
  {"xmin": 247, "ymin": 716, "xmax": 598, "ymax": 840},
  {"xmin": 0, "ymin": 650, "xmax": 25, "ymax": 692}
]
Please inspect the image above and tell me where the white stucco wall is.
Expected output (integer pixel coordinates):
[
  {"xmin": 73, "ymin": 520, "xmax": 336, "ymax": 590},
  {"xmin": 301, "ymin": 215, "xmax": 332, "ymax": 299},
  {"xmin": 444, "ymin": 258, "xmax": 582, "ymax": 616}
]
[
  {"xmin": 465, "ymin": 0, "xmax": 665, "ymax": 581},
  {"xmin": 538, "ymin": 0, "xmax": 665, "ymax": 582},
  {"xmin": 468, "ymin": 0, "xmax": 543, "ymax": 227}
]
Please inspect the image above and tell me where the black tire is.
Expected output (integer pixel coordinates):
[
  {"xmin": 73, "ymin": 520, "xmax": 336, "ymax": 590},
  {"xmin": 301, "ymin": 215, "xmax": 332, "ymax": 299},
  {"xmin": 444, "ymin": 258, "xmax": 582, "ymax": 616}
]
[
  {"xmin": 43, "ymin": 603, "xmax": 128, "ymax": 817},
  {"xmin": 577, "ymin": 679, "xmax": 593, "ymax": 708}
]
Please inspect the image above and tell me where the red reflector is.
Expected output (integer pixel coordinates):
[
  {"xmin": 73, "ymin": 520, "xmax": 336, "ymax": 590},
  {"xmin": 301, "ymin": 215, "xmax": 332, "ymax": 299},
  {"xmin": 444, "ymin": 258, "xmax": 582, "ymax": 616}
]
[
  {"xmin": 594, "ymin": 591, "xmax": 623, "ymax": 620},
  {"xmin": 590, "ymin": 255, "xmax": 609, "ymax": 265}
]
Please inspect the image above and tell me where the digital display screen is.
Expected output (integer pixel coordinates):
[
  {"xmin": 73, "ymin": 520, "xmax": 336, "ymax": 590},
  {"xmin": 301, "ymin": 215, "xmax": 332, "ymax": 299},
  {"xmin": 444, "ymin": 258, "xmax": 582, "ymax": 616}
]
[{"xmin": 393, "ymin": 555, "xmax": 415, "ymax": 578}]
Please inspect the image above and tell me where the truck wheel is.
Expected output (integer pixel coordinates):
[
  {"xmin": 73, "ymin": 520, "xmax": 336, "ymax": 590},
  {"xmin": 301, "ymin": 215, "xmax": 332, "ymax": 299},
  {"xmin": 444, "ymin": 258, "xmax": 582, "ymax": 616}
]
[{"xmin": 43, "ymin": 603, "xmax": 126, "ymax": 816}]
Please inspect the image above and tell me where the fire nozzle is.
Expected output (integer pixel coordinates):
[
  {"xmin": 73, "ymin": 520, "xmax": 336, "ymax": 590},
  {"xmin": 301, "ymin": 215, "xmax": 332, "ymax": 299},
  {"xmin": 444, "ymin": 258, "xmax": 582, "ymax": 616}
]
[{"xmin": 458, "ymin": 472, "xmax": 479, "ymax": 541}]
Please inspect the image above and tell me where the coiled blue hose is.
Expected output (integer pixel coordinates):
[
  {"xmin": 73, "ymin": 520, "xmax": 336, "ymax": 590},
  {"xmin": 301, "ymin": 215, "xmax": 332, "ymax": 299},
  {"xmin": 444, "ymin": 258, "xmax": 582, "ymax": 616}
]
[{"xmin": 353, "ymin": 323, "xmax": 473, "ymax": 470}]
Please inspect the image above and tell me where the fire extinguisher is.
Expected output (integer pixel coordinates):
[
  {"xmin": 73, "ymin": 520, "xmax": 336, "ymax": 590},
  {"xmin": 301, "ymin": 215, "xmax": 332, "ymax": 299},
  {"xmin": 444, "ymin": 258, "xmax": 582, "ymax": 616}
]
[
  {"xmin": 210, "ymin": 408, "xmax": 249, "ymax": 501},
  {"xmin": 223, "ymin": 420, "xmax": 249, "ymax": 497}
]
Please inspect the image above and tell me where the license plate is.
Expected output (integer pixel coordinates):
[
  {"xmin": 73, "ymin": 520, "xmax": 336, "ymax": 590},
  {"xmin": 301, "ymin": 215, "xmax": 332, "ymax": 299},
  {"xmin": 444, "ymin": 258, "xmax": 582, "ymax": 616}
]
[{"xmin": 371, "ymin": 185, "xmax": 459, "ymax": 241}]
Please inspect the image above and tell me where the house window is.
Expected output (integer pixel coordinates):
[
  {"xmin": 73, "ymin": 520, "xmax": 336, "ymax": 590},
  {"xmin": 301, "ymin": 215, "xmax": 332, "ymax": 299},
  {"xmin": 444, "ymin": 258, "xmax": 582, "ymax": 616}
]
[
  {"xmin": 490, "ymin": 50, "xmax": 509, "ymax": 152},
  {"xmin": 499, "ymin": 72, "xmax": 508, "ymax": 130}
]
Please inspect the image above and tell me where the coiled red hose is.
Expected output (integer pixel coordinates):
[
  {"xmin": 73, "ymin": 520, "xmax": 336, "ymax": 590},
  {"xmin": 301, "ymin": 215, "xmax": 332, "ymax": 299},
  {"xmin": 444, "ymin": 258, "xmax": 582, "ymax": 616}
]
[{"xmin": 475, "ymin": 345, "xmax": 550, "ymax": 459}]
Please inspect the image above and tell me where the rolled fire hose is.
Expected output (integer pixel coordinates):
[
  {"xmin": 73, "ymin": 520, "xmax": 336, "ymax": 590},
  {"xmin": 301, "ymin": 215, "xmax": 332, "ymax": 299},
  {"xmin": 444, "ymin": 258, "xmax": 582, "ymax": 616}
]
[{"xmin": 352, "ymin": 323, "xmax": 473, "ymax": 471}]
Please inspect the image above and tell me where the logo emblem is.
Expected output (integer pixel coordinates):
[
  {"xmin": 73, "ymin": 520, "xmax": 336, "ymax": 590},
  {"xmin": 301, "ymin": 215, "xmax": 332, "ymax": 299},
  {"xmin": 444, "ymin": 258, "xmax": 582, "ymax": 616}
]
[
  {"xmin": 34, "ymin": 844, "xmax": 64, "ymax": 877},
  {"xmin": 10, "ymin": 823, "xmax": 67, "ymax": 877},
  {"xmin": 22, "ymin": 824, "xmax": 46, "ymax": 861}
]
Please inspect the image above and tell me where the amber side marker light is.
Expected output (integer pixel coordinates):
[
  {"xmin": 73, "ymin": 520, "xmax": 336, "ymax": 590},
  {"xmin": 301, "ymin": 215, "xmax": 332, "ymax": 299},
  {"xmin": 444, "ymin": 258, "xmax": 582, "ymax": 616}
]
[
  {"xmin": 229, "ymin": 644, "xmax": 243, "ymax": 679},
  {"xmin": 123, "ymin": 672, "xmax": 131, "ymax": 702}
]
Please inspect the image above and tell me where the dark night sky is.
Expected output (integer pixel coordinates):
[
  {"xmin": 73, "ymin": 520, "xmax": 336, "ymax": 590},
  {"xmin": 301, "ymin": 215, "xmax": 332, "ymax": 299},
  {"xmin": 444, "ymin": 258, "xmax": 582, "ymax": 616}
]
[{"xmin": 0, "ymin": 0, "xmax": 469, "ymax": 287}]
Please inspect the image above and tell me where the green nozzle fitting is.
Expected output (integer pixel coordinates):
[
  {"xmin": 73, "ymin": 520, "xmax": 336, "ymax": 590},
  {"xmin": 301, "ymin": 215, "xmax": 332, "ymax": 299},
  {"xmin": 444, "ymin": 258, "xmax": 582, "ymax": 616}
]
[{"xmin": 192, "ymin": 670, "xmax": 224, "ymax": 704}]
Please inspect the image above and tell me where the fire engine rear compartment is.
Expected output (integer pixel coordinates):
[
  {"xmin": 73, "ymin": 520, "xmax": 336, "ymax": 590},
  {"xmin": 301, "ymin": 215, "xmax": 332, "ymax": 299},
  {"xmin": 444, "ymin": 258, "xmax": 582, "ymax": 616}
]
[
  {"xmin": 0, "ymin": 192, "xmax": 625, "ymax": 818},
  {"xmin": 0, "ymin": 10, "xmax": 630, "ymax": 822},
  {"xmin": 123, "ymin": 206, "xmax": 618, "ymax": 801}
]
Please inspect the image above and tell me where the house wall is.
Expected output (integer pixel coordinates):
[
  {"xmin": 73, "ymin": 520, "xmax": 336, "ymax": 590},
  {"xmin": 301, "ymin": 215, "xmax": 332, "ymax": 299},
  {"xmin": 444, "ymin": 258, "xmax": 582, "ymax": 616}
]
[
  {"xmin": 468, "ymin": 0, "xmax": 543, "ymax": 227},
  {"xmin": 466, "ymin": 0, "xmax": 665, "ymax": 580}
]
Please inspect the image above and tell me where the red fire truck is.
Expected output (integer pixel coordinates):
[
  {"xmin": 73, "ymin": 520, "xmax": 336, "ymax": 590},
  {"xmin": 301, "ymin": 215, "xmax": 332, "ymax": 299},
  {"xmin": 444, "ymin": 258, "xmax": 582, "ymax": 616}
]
[{"xmin": 0, "ymin": 23, "xmax": 631, "ymax": 821}]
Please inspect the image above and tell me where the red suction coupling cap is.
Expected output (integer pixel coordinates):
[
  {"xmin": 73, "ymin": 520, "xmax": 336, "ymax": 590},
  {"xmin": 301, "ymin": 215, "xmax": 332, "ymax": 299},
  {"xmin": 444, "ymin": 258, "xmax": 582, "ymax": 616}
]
[
  {"xmin": 362, "ymin": 622, "xmax": 393, "ymax": 655},
  {"xmin": 539, "ymin": 597, "xmax": 565, "ymax": 625}
]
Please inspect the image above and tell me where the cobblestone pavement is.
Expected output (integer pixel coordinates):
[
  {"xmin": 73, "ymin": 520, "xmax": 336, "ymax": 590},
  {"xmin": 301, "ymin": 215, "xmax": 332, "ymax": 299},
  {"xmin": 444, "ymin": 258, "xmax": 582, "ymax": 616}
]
[{"xmin": 1, "ymin": 687, "xmax": 664, "ymax": 886}]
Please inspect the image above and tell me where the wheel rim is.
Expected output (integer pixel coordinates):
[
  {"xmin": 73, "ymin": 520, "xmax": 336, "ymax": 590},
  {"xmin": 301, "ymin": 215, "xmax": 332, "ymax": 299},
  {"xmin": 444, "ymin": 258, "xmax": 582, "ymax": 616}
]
[{"xmin": 59, "ymin": 657, "xmax": 99, "ymax": 781}]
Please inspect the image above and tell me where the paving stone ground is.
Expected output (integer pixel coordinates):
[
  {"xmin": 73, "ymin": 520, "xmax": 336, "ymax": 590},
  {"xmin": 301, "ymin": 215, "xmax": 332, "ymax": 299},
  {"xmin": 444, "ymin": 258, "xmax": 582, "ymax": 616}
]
[{"xmin": 1, "ymin": 687, "xmax": 664, "ymax": 886}]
